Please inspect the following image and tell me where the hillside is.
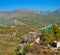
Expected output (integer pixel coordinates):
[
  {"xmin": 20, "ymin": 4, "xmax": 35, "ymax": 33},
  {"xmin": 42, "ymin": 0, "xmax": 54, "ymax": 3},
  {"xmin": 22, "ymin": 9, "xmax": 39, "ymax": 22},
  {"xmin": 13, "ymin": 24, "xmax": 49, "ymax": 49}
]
[
  {"xmin": 0, "ymin": 8, "xmax": 60, "ymax": 28},
  {"xmin": 0, "ymin": 8, "xmax": 60, "ymax": 55},
  {"xmin": 0, "ymin": 23, "xmax": 31, "ymax": 55}
]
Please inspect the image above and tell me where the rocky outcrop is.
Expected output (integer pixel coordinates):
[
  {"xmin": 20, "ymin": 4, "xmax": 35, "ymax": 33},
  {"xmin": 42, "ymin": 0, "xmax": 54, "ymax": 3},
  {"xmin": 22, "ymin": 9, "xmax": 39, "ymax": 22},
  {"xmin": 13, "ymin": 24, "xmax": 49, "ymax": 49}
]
[{"xmin": 20, "ymin": 32, "xmax": 40, "ymax": 43}]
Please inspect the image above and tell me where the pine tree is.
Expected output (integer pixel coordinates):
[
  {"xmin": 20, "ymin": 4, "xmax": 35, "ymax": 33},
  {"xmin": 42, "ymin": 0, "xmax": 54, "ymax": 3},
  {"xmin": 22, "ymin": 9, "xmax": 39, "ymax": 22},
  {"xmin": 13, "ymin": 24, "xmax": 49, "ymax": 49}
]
[
  {"xmin": 40, "ymin": 30, "xmax": 49, "ymax": 46},
  {"xmin": 51, "ymin": 24, "xmax": 60, "ymax": 41}
]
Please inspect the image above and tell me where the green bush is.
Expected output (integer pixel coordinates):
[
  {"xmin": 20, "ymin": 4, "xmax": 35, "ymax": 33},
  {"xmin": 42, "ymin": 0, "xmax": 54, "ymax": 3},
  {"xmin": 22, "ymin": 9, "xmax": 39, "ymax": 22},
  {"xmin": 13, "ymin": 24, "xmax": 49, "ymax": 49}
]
[{"xmin": 23, "ymin": 44, "xmax": 30, "ymax": 54}]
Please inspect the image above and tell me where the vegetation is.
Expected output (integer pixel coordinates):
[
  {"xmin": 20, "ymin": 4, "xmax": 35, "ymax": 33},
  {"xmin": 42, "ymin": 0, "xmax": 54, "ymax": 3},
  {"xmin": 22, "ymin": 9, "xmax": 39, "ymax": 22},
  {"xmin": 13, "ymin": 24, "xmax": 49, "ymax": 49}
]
[
  {"xmin": 0, "ymin": 24, "xmax": 31, "ymax": 55},
  {"xmin": 0, "ymin": 9, "xmax": 60, "ymax": 55},
  {"xmin": 40, "ymin": 24, "xmax": 60, "ymax": 46},
  {"xmin": 0, "ymin": 9, "xmax": 60, "ymax": 28},
  {"xmin": 22, "ymin": 44, "xmax": 31, "ymax": 55}
]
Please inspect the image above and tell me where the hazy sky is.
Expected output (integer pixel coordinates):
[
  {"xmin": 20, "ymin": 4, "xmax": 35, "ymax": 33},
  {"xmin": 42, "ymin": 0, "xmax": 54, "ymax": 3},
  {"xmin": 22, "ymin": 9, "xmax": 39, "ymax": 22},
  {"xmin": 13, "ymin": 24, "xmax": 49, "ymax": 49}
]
[{"xmin": 0, "ymin": 0, "xmax": 60, "ymax": 11}]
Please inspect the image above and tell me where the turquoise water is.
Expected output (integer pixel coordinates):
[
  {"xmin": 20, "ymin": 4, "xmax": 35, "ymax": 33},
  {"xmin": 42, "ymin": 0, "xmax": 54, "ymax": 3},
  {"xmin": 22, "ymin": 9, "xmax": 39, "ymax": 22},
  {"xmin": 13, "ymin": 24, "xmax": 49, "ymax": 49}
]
[{"xmin": 40, "ymin": 24, "xmax": 52, "ymax": 30}]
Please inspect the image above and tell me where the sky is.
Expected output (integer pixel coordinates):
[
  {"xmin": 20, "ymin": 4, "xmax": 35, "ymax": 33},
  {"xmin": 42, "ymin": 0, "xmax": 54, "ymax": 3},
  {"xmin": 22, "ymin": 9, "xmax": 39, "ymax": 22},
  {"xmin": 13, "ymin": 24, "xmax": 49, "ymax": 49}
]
[{"xmin": 0, "ymin": 0, "xmax": 60, "ymax": 11}]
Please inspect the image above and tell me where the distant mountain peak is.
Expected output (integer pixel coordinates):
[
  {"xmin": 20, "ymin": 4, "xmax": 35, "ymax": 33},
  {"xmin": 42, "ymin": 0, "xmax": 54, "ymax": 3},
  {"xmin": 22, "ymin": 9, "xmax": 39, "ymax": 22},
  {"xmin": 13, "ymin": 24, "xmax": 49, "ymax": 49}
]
[{"xmin": 55, "ymin": 8, "xmax": 60, "ymax": 13}]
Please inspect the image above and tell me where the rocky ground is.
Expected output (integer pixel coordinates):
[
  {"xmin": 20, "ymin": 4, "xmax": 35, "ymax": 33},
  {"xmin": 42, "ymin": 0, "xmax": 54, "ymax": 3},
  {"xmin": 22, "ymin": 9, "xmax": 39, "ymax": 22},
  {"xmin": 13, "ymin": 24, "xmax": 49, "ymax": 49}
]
[{"xmin": 16, "ymin": 32, "xmax": 59, "ymax": 55}]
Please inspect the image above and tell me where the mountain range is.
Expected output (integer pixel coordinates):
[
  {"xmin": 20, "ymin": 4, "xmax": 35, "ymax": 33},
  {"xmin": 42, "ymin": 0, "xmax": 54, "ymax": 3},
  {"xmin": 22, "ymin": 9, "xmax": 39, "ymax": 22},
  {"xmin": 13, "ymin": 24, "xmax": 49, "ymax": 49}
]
[{"xmin": 0, "ymin": 8, "xmax": 60, "ymax": 28}]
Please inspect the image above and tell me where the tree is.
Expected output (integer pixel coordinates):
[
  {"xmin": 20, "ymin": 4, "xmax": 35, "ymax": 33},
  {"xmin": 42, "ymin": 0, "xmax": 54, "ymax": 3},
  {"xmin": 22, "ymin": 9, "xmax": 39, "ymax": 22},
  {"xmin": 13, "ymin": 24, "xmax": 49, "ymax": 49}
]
[
  {"xmin": 40, "ymin": 30, "xmax": 49, "ymax": 46},
  {"xmin": 40, "ymin": 23, "xmax": 60, "ymax": 46},
  {"xmin": 51, "ymin": 24, "xmax": 60, "ymax": 41},
  {"xmin": 48, "ymin": 29, "xmax": 56, "ymax": 43}
]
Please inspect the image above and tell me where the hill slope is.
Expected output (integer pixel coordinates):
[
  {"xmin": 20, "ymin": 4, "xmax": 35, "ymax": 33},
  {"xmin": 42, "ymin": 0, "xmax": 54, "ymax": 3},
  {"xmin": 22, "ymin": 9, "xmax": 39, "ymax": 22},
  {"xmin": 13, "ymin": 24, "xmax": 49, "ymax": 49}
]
[{"xmin": 0, "ymin": 8, "xmax": 60, "ymax": 28}]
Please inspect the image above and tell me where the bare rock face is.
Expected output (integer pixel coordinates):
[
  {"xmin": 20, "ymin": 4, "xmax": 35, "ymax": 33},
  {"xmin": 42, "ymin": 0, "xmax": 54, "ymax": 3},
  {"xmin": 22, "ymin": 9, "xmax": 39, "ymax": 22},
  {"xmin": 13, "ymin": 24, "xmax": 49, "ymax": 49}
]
[{"xmin": 20, "ymin": 32, "xmax": 40, "ymax": 43}]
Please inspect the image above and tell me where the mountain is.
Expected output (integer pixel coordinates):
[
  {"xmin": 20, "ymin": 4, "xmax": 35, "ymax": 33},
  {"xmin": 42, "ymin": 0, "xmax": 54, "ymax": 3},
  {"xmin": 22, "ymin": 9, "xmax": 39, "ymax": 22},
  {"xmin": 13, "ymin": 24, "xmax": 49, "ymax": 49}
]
[
  {"xmin": 0, "ymin": 8, "xmax": 60, "ymax": 55},
  {"xmin": 54, "ymin": 8, "xmax": 60, "ymax": 13},
  {"xmin": 0, "ymin": 8, "xmax": 60, "ymax": 28}
]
